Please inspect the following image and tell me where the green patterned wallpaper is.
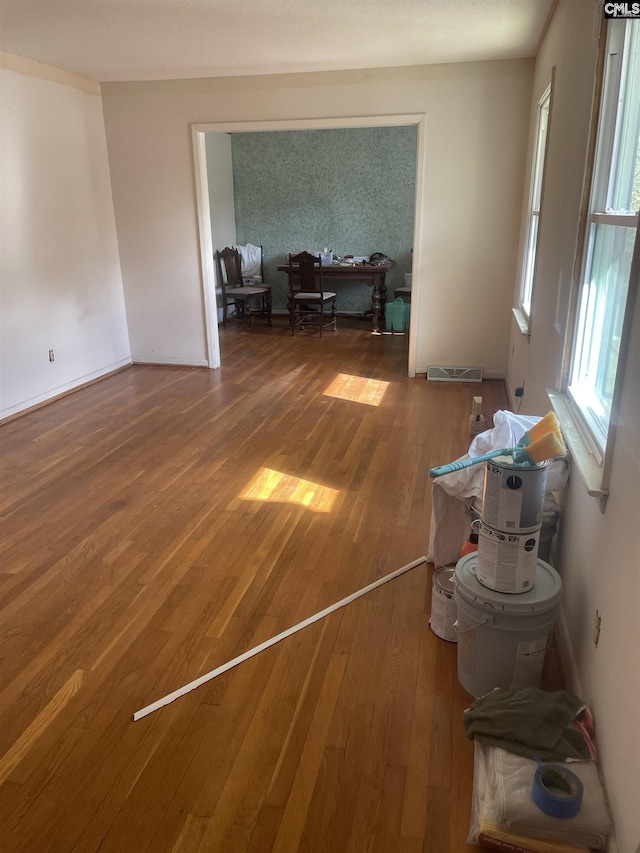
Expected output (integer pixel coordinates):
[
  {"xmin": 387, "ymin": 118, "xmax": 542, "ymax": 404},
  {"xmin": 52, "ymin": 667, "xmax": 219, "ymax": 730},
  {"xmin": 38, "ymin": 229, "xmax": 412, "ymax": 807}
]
[{"xmin": 230, "ymin": 126, "xmax": 417, "ymax": 313}]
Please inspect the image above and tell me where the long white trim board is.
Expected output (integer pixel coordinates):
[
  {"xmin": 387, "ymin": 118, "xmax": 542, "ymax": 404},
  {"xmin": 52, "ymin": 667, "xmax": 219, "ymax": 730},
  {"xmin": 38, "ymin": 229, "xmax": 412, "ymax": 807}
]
[{"xmin": 133, "ymin": 555, "xmax": 428, "ymax": 721}]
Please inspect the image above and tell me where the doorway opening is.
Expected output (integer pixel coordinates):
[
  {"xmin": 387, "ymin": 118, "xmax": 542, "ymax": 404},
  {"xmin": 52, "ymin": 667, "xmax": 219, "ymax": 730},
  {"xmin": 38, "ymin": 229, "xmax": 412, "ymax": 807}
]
[{"xmin": 192, "ymin": 114, "xmax": 427, "ymax": 376}]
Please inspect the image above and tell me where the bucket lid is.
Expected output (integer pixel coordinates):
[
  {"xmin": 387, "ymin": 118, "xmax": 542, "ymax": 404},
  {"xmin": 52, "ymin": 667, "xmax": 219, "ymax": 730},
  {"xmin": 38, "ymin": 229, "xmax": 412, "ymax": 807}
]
[
  {"xmin": 485, "ymin": 456, "xmax": 549, "ymax": 471},
  {"xmin": 433, "ymin": 566, "xmax": 455, "ymax": 593},
  {"xmin": 454, "ymin": 553, "xmax": 562, "ymax": 614}
]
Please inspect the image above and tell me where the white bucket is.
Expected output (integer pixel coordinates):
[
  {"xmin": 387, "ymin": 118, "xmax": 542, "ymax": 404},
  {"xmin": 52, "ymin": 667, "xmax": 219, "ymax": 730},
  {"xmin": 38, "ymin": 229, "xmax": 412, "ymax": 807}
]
[
  {"xmin": 454, "ymin": 554, "xmax": 562, "ymax": 697},
  {"xmin": 476, "ymin": 520, "xmax": 540, "ymax": 593},
  {"xmin": 430, "ymin": 567, "xmax": 457, "ymax": 642},
  {"xmin": 482, "ymin": 458, "xmax": 548, "ymax": 533}
]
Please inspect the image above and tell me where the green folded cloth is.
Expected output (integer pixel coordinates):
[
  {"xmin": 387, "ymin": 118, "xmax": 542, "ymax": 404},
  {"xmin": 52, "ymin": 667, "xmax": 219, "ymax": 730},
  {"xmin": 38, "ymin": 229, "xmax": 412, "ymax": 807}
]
[{"xmin": 463, "ymin": 683, "xmax": 591, "ymax": 761}]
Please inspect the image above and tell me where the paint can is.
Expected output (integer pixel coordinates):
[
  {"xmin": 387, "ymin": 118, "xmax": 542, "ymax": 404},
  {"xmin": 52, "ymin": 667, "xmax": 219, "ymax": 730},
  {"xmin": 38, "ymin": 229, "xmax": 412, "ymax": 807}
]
[
  {"xmin": 430, "ymin": 566, "xmax": 457, "ymax": 642},
  {"xmin": 476, "ymin": 520, "xmax": 540, "ymax": 593},
  {"xmin": 481, "ymin": 458, "xmax": 548, "ymax": 533},
  {"xmin": 471, "ymin": 500, "xmax": 558, "ymax": 563},
  {"xmin": 454, "ymin": 554, "xmax": 562, "ymax": 697}
]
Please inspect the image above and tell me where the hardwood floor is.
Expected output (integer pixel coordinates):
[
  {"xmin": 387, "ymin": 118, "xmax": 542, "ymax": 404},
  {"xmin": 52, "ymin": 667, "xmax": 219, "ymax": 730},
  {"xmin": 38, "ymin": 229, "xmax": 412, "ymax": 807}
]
[{"xmin": 1, "ymin": 318, "xmax": 522, "ymax": 851}]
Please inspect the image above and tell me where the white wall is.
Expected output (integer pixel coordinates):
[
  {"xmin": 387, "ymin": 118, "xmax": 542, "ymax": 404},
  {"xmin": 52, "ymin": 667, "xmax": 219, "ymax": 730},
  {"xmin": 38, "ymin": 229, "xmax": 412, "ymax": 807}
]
[
  {"xmin": 100, "ymin": 60, "xmax": 533, "ymax": 374},
  {"xmin": 205, "ymin": 133, "xmax": 236, "ymax": 323},
  {"xmin": 507, "ymin": 2, "xmax": 640, "ymax": 850},
  {"xmin": 0, "ymin": 62, "xmax": 131, "ymax": 419}
]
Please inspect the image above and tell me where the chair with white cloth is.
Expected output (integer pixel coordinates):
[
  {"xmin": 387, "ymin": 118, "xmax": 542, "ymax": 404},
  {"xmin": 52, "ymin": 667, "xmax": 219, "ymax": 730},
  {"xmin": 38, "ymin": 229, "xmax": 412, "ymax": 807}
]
[
  {"xmin": 216, "ymin": 246, "xmax": 272, "ymax": 328},
  {"xmin": 234, "ymin": 242, "xmax": 264, "ymax": 284}
]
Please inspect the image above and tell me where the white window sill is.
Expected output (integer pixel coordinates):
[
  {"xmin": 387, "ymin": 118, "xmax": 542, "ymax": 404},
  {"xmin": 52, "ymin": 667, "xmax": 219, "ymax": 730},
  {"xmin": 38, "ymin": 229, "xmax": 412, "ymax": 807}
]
[
  {"xmin": 512, "ymin": 307, "xmax": 530, "ymax": 335},
  {"xmin": 546, "ymin": 389, "xmax": 608, "ymax": 511}
]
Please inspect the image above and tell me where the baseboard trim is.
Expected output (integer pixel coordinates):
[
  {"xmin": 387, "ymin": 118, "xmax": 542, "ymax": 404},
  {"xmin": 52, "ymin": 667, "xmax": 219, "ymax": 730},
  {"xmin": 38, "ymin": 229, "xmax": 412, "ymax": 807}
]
[
  {"xmin": 132, "ymin": 356, "xmax": 209, "ymax": 368},
  {"xmin": 0, "ymin": 359, "xmax": 132, "ymax": 424},
  {"xmin": 555, "ymin": 607, "xmax": 583, "ymax": 698}
]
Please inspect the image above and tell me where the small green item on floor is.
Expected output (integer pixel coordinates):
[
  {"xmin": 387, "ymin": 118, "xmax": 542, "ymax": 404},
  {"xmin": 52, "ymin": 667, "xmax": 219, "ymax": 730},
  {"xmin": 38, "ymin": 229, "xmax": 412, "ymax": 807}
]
[{"xmin": 385, "ymin": 297, "xmax": 407, "ymax": 331}]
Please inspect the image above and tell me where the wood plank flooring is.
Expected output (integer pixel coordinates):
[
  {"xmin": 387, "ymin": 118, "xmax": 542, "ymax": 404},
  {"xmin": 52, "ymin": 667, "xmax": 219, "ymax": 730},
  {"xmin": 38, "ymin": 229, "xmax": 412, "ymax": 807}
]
[{"xmin": 1, "ymin": 317, "xmax": 528, "ymax": 851}]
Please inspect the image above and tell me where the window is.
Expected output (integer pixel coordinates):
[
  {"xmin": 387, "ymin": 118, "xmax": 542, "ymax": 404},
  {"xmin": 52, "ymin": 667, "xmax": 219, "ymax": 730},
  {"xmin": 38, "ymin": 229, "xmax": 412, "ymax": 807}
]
[
  {"xmin": 567, "ymin": 20, "xmax": 640, "ymax": 462},
  {"xmin": 518, "ymin": 81, "xmax": 552, "ymax": 327}
]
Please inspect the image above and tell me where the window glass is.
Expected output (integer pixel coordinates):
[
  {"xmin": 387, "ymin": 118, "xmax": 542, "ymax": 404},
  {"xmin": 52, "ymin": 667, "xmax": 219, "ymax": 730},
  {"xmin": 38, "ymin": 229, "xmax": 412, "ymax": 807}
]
[
  {"xmin": 568, "ymin": 20, "xmax": 640, "ymax": 455},
  {"xmin": 609, "ymin": 24, "xmax": 640, "ymax": 213},
  {"xmin": 520, "ymin": 85, "xmax": 552, "ymax": 320}
]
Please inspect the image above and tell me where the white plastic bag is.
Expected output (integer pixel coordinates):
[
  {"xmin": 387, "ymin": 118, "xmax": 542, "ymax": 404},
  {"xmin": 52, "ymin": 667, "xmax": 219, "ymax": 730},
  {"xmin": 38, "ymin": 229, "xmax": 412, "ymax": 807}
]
[
  {"xmin": 467, "ymin": 742, "xmax": 611, "ymax": 851},
  {"xmin": 428, "ymin": 411, "xmax": 569, "ymax": 566}
]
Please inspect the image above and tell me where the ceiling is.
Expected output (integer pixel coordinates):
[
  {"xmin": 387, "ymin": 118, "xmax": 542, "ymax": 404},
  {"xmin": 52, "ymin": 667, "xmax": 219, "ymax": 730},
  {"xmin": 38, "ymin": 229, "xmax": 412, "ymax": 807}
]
[{"xmin": 0, "ymin": 0, "xmax": 555, "ymax": 84}]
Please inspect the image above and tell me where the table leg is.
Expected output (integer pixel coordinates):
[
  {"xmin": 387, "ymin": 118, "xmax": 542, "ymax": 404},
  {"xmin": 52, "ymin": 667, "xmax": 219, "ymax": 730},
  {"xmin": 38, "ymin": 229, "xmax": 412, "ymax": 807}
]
[
  {"xmin": 370, "ymin": 273, "xmax": 388, "ymax": 333},
  {"xmin": 380, "ymin": 273, "xmax": 387, "ymax": 317},
  {"xmin": 371, "ymin": 283, "xmax": 381, "ymax": 332}
]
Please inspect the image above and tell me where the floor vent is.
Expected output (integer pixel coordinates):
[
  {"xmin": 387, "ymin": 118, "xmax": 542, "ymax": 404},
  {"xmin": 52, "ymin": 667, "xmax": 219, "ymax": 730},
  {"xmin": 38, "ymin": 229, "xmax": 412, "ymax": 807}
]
[{"xmin": 426, "ymin": 365, "xmax": 483, "ymax": 382}]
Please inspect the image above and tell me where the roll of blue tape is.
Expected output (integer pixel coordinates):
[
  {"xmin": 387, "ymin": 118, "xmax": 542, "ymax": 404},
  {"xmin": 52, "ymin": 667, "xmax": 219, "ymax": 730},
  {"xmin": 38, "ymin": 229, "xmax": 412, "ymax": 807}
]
[{"xmin": 532, "ymin": 764, "xmax": 584, "ymax": 819}]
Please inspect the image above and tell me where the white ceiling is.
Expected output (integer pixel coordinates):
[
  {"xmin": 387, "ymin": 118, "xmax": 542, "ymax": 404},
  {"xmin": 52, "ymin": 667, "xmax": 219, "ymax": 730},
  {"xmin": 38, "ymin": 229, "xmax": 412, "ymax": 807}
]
[{"xmin": 0, "ymin": 0, "xmax": 555, "ymax": 83}]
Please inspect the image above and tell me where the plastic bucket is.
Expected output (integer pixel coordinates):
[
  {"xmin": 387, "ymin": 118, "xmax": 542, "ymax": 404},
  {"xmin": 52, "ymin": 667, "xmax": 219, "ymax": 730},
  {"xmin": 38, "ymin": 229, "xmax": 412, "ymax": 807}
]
[
  {"xmin": 430, "ymin": 567, "xmax": 457, "ymax": 642},
  {"xmin": 454, "ymin": 554, "xmax": 562, "ymax": 697},
  {"xmin": 476, "ymin": 520, "xmax": 540, "ymax": 593},
  {"xmin": 385, "ymin": 297, "xmax": 406, "ymax": 331},
  {"xmin": 482, "ymin": 458, "xmax": 548, "ymax": 533}
]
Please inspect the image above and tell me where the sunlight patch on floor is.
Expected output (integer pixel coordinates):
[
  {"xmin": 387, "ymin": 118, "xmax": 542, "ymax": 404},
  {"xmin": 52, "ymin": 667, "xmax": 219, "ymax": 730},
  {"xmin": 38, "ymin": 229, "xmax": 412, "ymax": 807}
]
[
  {"xmin": 323, "ymin": 373, "xmax": 389, "ymax": 406},
  {"xmin": 239, "ymin": 467, "xmax": 338, "ymax": 512}
]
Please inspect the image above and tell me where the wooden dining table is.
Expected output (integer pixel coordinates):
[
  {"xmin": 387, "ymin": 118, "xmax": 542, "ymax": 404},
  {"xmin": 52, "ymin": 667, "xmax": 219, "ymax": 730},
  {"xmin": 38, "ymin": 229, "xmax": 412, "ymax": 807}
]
[{"xmin": 277, "ymin": 261, "xmax": 394, "ymax": 333}]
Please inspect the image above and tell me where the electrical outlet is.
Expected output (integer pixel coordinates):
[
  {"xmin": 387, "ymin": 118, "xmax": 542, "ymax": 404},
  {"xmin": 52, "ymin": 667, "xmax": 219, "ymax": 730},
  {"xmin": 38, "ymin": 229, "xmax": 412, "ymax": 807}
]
[
  {"xmin": 593, "ymin": 610, "xmax": 602, "ymax": 647},
  {"xmin": 48, "ymin": 349, "xmax": 55, "ymax": 362}
]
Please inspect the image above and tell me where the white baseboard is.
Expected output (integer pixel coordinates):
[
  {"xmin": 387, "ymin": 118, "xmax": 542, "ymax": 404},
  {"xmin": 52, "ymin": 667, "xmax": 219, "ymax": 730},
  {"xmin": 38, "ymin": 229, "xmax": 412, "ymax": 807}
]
[
  {"xmin": 555, "ymin": 609, "xmax": 623, "ymax": 853},
  {"xmin": 555, "ymin": 607, "xmax": 583, "ymax": 698},
  {"xmin": 0, "ymin": 357, "xmax": 132, "ymax": 422},
  {"xmin": 132, "ymin": 356, "xmax": 209, "ymax": 368}
]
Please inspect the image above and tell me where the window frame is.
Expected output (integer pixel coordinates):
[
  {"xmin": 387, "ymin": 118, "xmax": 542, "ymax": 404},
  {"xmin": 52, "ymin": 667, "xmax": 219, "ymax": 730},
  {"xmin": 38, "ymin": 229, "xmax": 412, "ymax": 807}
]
[
  {"xmin": 515, "ymin": 78, "xmax": 554, "ymax": 335},
  {"xmin": 552, "ymin": 18, "xmax": 640, "ymax": 510}
]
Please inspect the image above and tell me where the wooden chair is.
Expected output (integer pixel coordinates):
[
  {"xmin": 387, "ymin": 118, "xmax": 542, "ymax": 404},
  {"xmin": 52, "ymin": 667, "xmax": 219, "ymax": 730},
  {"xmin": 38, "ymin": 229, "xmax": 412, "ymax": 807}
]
[
  {"xmin": 287, "ymin": 251, "xmax": 337, "ymax": 336},
  {"xmin": 216, "ymin": 247, "xmax": 272, "ymax": 328}
]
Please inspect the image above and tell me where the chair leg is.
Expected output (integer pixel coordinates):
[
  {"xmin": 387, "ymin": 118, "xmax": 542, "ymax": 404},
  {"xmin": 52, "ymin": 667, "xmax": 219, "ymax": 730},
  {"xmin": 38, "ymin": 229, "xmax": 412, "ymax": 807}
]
[
  {"xmin": 289, "ymin": 296, "xmax": 295, "ymax": 335},
  {"xmin": 222, "ymin": 299, "xmax": 228, "ymax": 326},
  {"xmin": 235, "ymin": 298, "xmax": 250, "ymax": 329},
  {"xmin": 319, "ymin": 299, "xmax": 323, "ymax": 337},
  {"xmin": 266, "ymin": 292, "xmax": 273, "ymax": 326}
]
